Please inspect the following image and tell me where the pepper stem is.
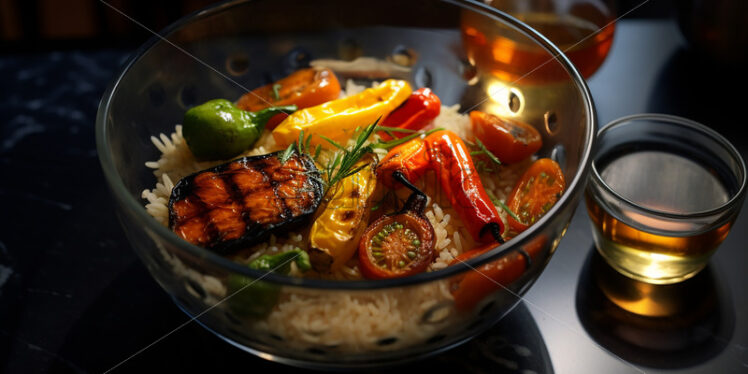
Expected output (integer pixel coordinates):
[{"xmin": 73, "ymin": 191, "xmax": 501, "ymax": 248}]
[
  {"xmin": 484, "ymin": 222, "xmax": 505, "ymax": 244},
  {"xmin": 392, "ymin": 171, "xmax": 428, "ymax": 215},
  {"xmin": 392, "ymin": 171, "xmax": 425, "ymax": 198},
  {"xmin": 251, "ymin": 105, "xmax": 298, "ymax": 131}
]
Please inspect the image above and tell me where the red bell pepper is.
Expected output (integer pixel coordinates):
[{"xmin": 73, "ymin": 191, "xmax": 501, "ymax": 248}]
[{"xmin": 378, "ymin": 88, "xmax": 441, "ymax": 140}]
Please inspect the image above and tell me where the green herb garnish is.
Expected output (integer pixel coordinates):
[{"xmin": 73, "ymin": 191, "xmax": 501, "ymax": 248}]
[
  {"xmin": 373, "ymin": 125, "xmax": 419, "ymax": 139},
  {"xmin": 321, "ymin": 119, "xmax": 379, "ymax": 189},
  {"xmin": 486, "ymin": 190, "xmax": 522, "ymax": 223},
  {"xmin": 468, "ymin": 138, "xmax": 502, "ymax": 168},
  {"xmin": 372, "ymin": 127, "xmax": 444, "ymax": 150},
  {"xmin": 271, "ymin": 84, "xmax": 282, "ymax": 101},
  {"xmin": 312, "ymin": 144, "xmax": 322, "ymax": 161},
  {"xmin": 278, "ymin": 142, "xmax": 296, "ymax": 164}
]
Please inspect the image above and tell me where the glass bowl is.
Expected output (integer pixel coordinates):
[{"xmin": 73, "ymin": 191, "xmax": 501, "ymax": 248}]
[{"xmin": 95, "ymin": 0, "xmax": 595, "ymax": 369}]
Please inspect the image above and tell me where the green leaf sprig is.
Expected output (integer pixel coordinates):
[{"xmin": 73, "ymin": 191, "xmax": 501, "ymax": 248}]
[
  {"xmin": 320, "ymin": 119, "xmax": 379, "ymax": 189},
  {"xmin": 271, "ymin": 83, "xmax": 282, "ymax": 101},
  {"xmin": 468, "ymin": 138, "xmax": 502, "ymax": 169},
  {"xmin": 486, "ymin": 189, "xmax": 522, "ymax": 223},
  {"xmin": 372, "ymin": 127, "xmax": 445, "ymax": 150}
]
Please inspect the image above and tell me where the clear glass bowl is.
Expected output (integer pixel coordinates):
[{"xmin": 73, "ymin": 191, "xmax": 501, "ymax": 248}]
[{"xmin": 95, "ymin": 0, "xmax": 595, "ymax": 368}]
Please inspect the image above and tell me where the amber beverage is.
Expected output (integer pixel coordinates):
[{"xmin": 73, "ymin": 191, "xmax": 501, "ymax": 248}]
[
  {"xmin": 585, "ymin": 189, "xmax": 732, "ymax": 285},
  {"xmin": 586, "ymin": 115, "xmax": 746, "ymax": 285},
  {"xmin": 461, "ymin": 10, "xmax": 614, "ymax": 83}
]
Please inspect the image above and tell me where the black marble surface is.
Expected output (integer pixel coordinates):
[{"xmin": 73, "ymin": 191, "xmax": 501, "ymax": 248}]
[{"xmin": 1, "ymin": 18, "xmax": 748, "ymax": 373}]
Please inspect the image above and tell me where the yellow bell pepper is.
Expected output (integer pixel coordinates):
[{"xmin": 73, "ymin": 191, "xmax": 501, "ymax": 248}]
[
  {"xmin": 272, "ymin": 79, "xmax": 412, "ymax": 148},
  {"xmin": 308, "ymin": 153, "xmax": 379, "ymax": 272}
]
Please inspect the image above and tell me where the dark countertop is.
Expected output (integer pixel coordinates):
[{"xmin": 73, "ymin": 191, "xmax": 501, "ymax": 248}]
[{"xmin": 1, "ymin": 18, "xmax": 747, "ymax": 373}]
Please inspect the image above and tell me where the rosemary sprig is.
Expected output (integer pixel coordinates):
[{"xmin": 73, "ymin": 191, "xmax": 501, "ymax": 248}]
[
  {"xmin": 374, "ymin": 126, "xmax": 418, "ymax": 134},
  {"xmin": 497, "ymin": 200, "xmax": 522, "ymax": 223},
  {"xmin": 372, "ymin": 127, "xmax": 444, "ymax": 150},
  {"xmin": 278, "ymin": 142, "xmax": 295, "ymax": 164},
  {"xmin": 475, "ymin": 160, "xmax": 495, "ymax": 174},
  {"xmin": 312, "ymin": 144, "xmax": 322, "ymax": 161},
  {"xmin": 321, "ymin": 119, "xmax": 379, "ymax": 189},
  {"xmin": 318, "ymin": 134, "xmax": 345, "ymax": 151},
  {"xmin": 468, "ymin": 138, "xmax": 502, "ymax": 168},
  {"xmin": 486, "ymin": 190, "xmax": 522, "ymax": 222}
]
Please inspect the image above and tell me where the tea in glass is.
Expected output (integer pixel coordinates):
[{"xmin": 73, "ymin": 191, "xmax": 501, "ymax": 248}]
[{"xmin": 586, "ymin": 114, "xmax": 746, "ymax": 284}]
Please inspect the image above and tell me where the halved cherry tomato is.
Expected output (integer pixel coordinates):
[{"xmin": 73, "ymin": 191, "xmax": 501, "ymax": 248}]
[
  {"xmin": 358, "ymin": 193, "xmax": 435, "ymax": 279},
  {"xmin": 506, "ymin": 158, "xmax": 565, "ymax": 233},
  {"xmin": 469, "ymin": 110, "xmax": 542, "ymax": 164},
  {"xmin": 449, "ymin": 236, "xmax": 545, "ymax": 312},
  {"xmin": 236, "ymin": 68, "xmax": 341, "ymax": 130}
]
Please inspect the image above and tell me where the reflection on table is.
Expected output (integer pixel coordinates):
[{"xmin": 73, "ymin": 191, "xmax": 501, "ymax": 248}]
[{"xmin": 576, "ymin": 248, "xmax": 734, "ymax": 369}]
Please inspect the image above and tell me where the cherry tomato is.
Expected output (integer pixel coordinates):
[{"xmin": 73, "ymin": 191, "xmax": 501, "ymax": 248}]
[
  {"xmin": 236, "ymin": 68, "xmax": 341, "ymax": 129},
  {"xmin": 469, "ymin": 110, "xmax": 542, "ymax": 164},
  {"xmin": 358, "ymin": 194, "xmax": 435, "ymax": 279},
  {"xmin": 506, "ymin": 158, "xmax": 565, "ymax": 233}
]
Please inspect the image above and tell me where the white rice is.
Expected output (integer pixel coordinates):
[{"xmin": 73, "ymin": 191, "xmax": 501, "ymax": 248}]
[{"xmin": 140, "ymin": 80, "xmax": 529, "ymax": 351}]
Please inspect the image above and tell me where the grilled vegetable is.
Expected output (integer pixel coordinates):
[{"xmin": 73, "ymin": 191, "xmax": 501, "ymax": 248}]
[
  {"xmin": 376, "ymin": 130, "xmax": 506, "ymax": 244},
  {"xmin": 506, "ymin": 158, "xmax": 565, "ymax": 233},
  {"xmin": 358, "ymin": 174, "xmax": 435, "ymax": 279},
  {"xmin": 309, "ymin": 153, "xmax": 379, "ymax": 272},
  {"xmin": 272, "ymin": 79, "xmax": 412, "ymax": 147},
  {"xmin": 449, "ymin": 236, "xmax": 545, "ymax": 311},
  {"xmin": 377, "ymin": 88, "xmax": 441, "ymax": 140},
  {"xmin": 236, "ymin": 68, "xmax": 341, "ymax": 130},
  {"xmin": 469, "ymin": 111, "xmax": 542, "ymax": 164},
  {"xmin": 227, "ymin": 248, "xmax": 311, "ymax": 318},
  {"xmin": 182, "ymin": 99, "xmax": 296, "ymax": 161},
  {"xmin": 168, "ymin": 152, "xmax": 323, "ymax": 254}
]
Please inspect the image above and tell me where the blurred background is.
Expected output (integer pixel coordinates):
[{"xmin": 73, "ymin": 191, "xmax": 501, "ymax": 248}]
[{"xmin": 0, "ymin": 0, "xmax": 676, "ymax": 52}]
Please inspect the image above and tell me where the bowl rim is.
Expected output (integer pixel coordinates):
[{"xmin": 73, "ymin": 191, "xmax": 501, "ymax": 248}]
[
  {"xmin": 589, "ymin": 113, "xmax": 747, "ymax": 219},
  {"xmin": 95, "ymin": 0, "xmax": 597, "ymax": 290}
]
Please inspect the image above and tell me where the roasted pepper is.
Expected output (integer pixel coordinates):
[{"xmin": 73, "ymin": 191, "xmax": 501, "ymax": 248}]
[
  {"xmin": 183, "ymin": 99, "xmax": 296, "ymax": 161},
  {"xmin": 376, "ymin": 130, "xmax": 505, "ymax": 244},
  {"xmin": 377, "ymin": 88, "xmax": 441, "ymax": 140},
  {"xmin": 227, "ymin": 249, "xmax": 311, "ymax": 318},
  {"xmin": 272, "ymin": 79, "xmax": 412, "ymax": 148},
  {"xmin": 236, "ymin": 68, "xmax": 341, "ymax": 130},
  {"xmin": 308, "ymin": 153, "xmax": 379, "ymax": 272},
  {"xmin": 449, "ymin": 236, "xmax": 545, "ymax": 312}
]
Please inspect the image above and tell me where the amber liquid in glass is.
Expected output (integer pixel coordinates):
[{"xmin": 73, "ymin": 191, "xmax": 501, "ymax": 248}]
[
  {"xmin": 461, "ymin": 12, "xmax": 615, "ymax": 83},
  {"xmin": 586, "ymin": 151, "xmax": 732, "ymax": 284}
]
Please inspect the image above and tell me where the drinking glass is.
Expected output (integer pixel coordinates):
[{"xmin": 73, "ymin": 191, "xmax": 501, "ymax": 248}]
[{"xmin": 585, "ymin": 114, "xmax": 746, "ymax": 284}]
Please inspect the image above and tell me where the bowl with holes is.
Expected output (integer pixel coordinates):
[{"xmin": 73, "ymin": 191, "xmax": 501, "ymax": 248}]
[{"xmin": 96, "ymin": 0, "xmax": 595, "ymax": 369}]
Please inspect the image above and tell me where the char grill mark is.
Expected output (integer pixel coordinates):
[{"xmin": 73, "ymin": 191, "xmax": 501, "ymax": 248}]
[{"xmin": 168, "ymin": 152, "xmax": 323, "ymax": 254}]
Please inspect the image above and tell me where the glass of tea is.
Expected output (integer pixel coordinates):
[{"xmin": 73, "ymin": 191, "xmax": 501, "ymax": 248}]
[
  {"xmin": 585, "ymin": 114, "xmax": 746, "ymax": 284},
  {"xmin": 461, "ymin": 0, "xmax": 615, "ymax": 83}
]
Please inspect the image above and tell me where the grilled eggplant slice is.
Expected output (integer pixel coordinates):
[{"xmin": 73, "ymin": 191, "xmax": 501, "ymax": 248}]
[{"xmin": 168, "ymin": 152, "xmax": 323, "ymax": 254}]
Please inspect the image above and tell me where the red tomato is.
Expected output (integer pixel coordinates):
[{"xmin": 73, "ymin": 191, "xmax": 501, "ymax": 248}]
[
  {"xmin": 469, "ymin": 111, "xmax": 542, "ymax": 164},
  {"xmin": 506, "ymin": 158, "xmax": 565, "ymax": 233},
  {"xmin": 358, "ymin": 210, "xmax": 435, "ymax": 279}
]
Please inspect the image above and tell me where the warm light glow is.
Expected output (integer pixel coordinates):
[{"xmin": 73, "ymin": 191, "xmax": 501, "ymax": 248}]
[
  {"xmin": 485, "ymin": 81, "xmax": 524, "ymax": 117},
  {"xmin": 491, "ymin": 37, "xmax": 516, "ymax": 64}
]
